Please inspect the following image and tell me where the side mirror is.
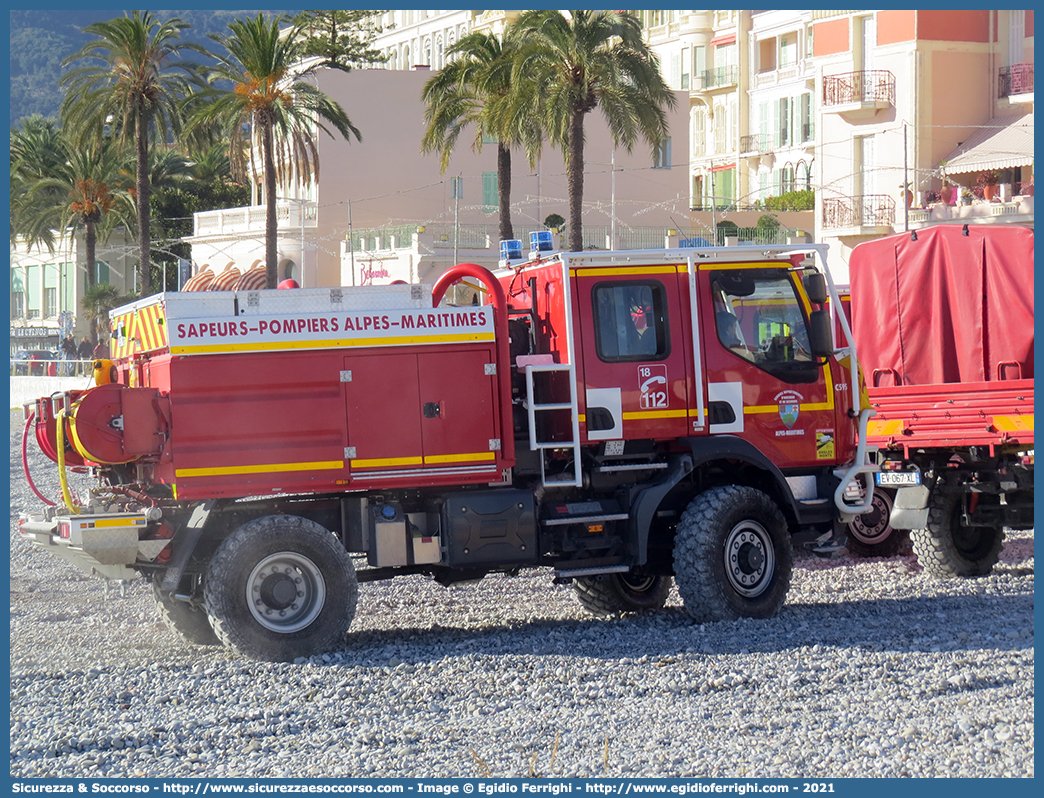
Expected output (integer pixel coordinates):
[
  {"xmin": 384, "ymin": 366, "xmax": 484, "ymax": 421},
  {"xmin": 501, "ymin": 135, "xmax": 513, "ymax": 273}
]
[
  {"xmin": 803, "ymin": 272, "xmax": 828, "ymax": 305},
  {"xmin": 809, "ymin": 309, "xmax": 834, "ymax": 359}
]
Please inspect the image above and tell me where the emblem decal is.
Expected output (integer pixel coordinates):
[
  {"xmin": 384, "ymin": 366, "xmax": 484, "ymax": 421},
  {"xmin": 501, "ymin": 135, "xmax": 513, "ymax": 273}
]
[{"xmin": 775, "ymin": 390, "xmax": 804, "ymax": 429}]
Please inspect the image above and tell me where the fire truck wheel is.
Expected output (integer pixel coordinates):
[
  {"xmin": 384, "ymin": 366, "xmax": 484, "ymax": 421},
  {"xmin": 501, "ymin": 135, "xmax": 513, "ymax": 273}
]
[
  {"xmin": 151, "ymin": 583, "xmax": 220, "ymax": 646},
  {"xmin": 573, "ymin": 572, "xmax": 672, "ymax": 615},
  {"xmin": 911, "ymin": 490, "xmax": 1004, "ymax": 578},
  {"xmin": 204, "ymin": 515, "xmax": 359, "ymax": 662},
  {"xmin": 846, "ymin": 489, "xmax": 905, "ymax": 557},
  {"xmin": 674, "ymin": 485, "xmax": 792, "ymax": 622}
]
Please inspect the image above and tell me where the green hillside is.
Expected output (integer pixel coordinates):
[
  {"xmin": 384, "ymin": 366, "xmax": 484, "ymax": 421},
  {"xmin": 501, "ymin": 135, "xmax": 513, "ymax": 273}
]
[{"xmin": 10, "ymin": 10, "xmax": 300, "ymax": 128}]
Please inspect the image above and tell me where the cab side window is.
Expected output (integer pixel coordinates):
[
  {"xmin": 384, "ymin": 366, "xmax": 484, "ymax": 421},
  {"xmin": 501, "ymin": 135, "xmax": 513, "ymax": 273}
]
[
  {"xmin": 711, "ymin": 269, "xmax": 817, "ymax": 384},
  {"xmin": 593, "ymin": 281, "xmax": 670, "ymax": 362}
]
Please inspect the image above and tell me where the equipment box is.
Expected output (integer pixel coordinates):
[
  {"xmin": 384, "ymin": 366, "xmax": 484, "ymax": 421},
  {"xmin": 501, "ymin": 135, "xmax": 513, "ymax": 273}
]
[{"xmin": 441, "ymin": 489, "xmax": 536, "ymax": 567}]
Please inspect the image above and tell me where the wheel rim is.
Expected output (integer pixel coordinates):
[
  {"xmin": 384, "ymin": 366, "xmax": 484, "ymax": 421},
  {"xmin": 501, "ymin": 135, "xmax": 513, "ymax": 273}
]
[
  {"xmin": 950, "ymin": 499, "xmax": 998, "ymax": 560},
  {"xmin": 849, "ymin": 491, "xmax": 894, "ymax": 545},
  {"xmin": 723, "ymin": 520, "xmax": 775, "ymax": 597},
  {"xmin": 617, "ymin": 573, "xmax": 658, "ymax": 598},
  {"xmin": 246, "ymin": 552, "xmax": 326, "ymax": 633}
]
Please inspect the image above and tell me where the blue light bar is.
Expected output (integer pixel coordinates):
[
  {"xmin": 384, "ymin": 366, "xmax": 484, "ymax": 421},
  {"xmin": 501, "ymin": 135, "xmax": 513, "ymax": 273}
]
[
  {"xmin": 500, "ymin": 239, "xmax": 522, "ymax": 260},
  {"xmin": 530, "ymin": 230, "xmax": 553, "ymax": 252}
]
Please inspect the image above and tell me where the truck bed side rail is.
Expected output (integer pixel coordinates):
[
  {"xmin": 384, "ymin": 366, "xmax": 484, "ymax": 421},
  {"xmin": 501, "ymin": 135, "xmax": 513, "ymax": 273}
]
[{"xmin": 867, "ymin": 379, "xmax": 1034, "ymax": 454}]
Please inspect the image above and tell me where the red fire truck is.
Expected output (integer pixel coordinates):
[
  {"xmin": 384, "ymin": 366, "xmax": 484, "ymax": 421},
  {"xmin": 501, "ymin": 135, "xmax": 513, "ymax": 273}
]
[
  {"xmin": 19, "ymin": 242, "xmax": 876, "ymax": 661},
  {"xmin": 841, "ymin": 225, "xmax": 1034, "ymax": 574}
]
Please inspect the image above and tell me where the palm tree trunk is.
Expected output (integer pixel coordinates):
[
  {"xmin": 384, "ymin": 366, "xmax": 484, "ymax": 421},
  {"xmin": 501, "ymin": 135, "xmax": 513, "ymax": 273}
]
[
  {"xmin": 566, "ymin": 109, "xmax": 585, "ymax": 252},
  {"xmin": 262, "ymin": 119, "xmax": 279, "ymax": 289},
  {"xmin": 136, "ymin": 112, "xmax": 151, "ymax": 296},
  {"xmin": 85, "ymin": 220, "xmax": 97, "ymax": 291},
  {"xmin": 496, "ymin": 143, "xmax": 514, "ymax": 242}
]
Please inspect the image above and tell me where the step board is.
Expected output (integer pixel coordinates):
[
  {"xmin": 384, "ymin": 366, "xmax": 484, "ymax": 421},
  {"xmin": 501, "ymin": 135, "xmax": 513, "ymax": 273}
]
[
  {"xmin": 543, "ymin": 512, "xmax": 630, "ymax": 527},
  {"xmin": 554, "ymin": 564, "xmax": 631, "ymax": 579}
]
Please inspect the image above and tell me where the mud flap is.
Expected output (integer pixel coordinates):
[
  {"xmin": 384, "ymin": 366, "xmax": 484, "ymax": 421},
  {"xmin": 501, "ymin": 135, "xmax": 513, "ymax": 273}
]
[{"xmin": 889, "ymin": 485, "xmax": 930, "ymax": 529}]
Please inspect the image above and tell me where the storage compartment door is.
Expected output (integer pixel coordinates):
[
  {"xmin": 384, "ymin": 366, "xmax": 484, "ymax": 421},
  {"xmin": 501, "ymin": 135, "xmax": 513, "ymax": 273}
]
[
  {"xmin": 344, "ymin": 353, "xmax": 423, "ymax": 473},
  {"xmin": 417, "ymin": 349, "xmax": 499, "ymax": 472}
]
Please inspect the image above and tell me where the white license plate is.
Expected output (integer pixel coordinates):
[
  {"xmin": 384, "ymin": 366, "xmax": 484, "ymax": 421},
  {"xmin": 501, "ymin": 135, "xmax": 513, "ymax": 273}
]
[{"xmin": 877, "ymin": 471, "xmax": 921, "ymax": 486}]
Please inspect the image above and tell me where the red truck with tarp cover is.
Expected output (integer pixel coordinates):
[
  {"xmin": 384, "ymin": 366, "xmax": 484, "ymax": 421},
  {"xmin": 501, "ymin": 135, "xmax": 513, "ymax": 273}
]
[
  {"xmin": 18, "ymin": 241, "xmax": 877, "ymax": 662},
  {"xmin": 843, "ymin": 225, "xmax": 1033, "ymax": 574}
]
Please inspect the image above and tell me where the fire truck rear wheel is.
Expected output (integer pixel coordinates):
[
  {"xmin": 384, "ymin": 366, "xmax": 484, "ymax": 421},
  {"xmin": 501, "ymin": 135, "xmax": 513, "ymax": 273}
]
[
  {"xmin": 911, "ymin": 490, "xmax": 1004, "ymax": 578},
  {"xmin": 204, "ymin": 515, "xmax": 359, "ymax": 662},
  {"xmin": 151, "ymin": 583, "xmax": 220, "ymax": 646},
  {"xmin": 846, "ymin": 488, "xmax": 905, "ymax": 557},
  {"xmin": 573, "ymin": 572, "xmax": 672, "ymax": 615},
  {"xmin": 674, "ymin": 485, "xmax": 792, "ymax": 622}
]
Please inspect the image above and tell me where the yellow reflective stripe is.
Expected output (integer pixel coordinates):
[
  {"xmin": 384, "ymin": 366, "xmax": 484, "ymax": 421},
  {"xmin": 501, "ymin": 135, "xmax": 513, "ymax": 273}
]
[
  {"xmin": 697, "ymin": 260, "xmax": 784, "ymax": 271},
  {"xmin": 993, "ymin": 415, "xmax": 1034, "ymax": 432},
  {"xmin": 92, "ymin": 518, "xmax": 147, "ymax": 528},
  {"xmin": 868, "ymin": 419, "xmax": 905, "ymax": 437},
  {"xmin": 570, "ymin": 266, "xmax": 682, "ymax": 277},
  {"xmin": 350, "ymin": 456, "xmax": 423, "ymax": 469},
  {"xmin": 170, "ymin": 333, "xmax": 493, "ymax": 355},
  {"xmin": 423, "ymin": 452, "xmax": 496, "ymax": 464},
  {"xmin": 175, "ymin": 460, "xmax": 343, "ymax": 478},
  {"xmin": 745, "ymin": 402, "xmax": 834, "ymax": 414},
  {"xmin": 621, "ymin": 409, "xmax": 690, "ymax": 420}
]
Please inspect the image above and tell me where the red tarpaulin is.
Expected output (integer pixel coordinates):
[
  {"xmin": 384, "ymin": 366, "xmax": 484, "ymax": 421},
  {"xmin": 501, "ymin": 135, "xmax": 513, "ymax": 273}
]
[{"xmin": 849, "ymin": 225, "xmax": 1034, "ymax": 386}]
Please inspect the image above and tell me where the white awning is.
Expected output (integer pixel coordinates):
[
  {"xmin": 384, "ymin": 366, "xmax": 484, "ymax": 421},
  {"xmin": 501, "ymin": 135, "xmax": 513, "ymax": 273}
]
[{"xmin": 942, "ymin": 113, "xmax": 1034, "ymax": 175}]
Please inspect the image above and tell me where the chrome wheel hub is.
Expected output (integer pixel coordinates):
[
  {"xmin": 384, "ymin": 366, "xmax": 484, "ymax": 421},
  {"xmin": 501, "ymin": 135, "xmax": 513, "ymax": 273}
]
[
  {"xmin": 246, "ymin": 552, "xmax": 326, "ymax": 633},
  {"xmin": 723, "ymin": 521, "xmax": 775, "ymax": 597}
]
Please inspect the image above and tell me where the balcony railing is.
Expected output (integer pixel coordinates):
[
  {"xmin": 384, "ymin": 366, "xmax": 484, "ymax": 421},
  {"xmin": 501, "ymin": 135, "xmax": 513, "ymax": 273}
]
[
  {"xmin": 999, "ymin": 63, "xmax": 1034, "ymax": 97},
  {"xmin": 701, "ymin": 65, "xmax": 739, "ymax": 89},
  {"xmin": 739, "ymin": 134, "xmax": 770, "ymax": 154},
  {"xmin": 822, "ymin": 195, "xmax": 896, "ymax": 230},
  {"xmin": 194, "ymin": 200, "xmax": 319, "ymax": 236},
  {"xmin": 823, "ymin": 70, "xmax": 895, "ymax": 107}
]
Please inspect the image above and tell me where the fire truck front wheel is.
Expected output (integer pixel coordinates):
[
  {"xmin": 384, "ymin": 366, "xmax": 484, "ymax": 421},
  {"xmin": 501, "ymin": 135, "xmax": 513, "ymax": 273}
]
[
  {"xmin": 674, "ymin": 485, "xmax": 793, "ymax": 622},
  {"xmin": 204, "ymin": 515, "xmax": 359, "ymax": 662},
  {"xmin": 573, "ymin": 572, "xmax": 672, "ymax": 616}
]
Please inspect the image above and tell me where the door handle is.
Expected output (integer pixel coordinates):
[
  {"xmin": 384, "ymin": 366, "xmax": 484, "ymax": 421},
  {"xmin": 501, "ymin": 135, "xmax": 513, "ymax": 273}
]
[{"xmin": 423, "ymin": 402, "xmax": 441, "ymax": 419}]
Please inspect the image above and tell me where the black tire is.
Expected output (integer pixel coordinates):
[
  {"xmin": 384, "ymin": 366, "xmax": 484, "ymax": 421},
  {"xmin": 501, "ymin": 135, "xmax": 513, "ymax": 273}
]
[
  {"xmin": 674, "ymin": 485, "xmax": 793, "ymax": 622},
  {"xmin": 911, "ymin": 490, "xmax": 1004, "ymax": 578},
  {"xmin": 846, "ymin": 489, "xmax": 904, "ymax": 557},
  {"xmin": 573, "ymin": 572, "xmax": 672, "ymax": 615},
  {"xmin": 151, "ymin": 582, "xmax": 220, "ymax": 646},
  {"xmin": 204, "ymin": 515, "xmax": 359, "ymax": 662}
]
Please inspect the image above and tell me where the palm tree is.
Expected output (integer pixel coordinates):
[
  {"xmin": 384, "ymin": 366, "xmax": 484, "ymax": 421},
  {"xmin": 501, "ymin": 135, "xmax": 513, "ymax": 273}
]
[
  {"xmin": 81, "ymin": 283, "xmax": 130, "ymax": 345},
  {"xmin": 511, "ymin": 10, "xmax": 676, "ymax": 252},
  {"xmin": 60, "ymin": 11, "xmax": 206, "ymax": 296},
  {"xmin": 421, "ymin": 30, "xmax": 541, "ymax": 243},
  {"xmin": 191, "ymin": 13, "xmax": 361, "ymax": 288},
  {"xmin": 11, "ymin": 120, "xmax": 130, "ymax": 292}
]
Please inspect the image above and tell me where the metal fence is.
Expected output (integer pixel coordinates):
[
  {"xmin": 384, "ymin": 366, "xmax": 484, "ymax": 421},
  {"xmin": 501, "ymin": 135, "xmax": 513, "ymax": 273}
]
[{"xmin": 10, "ymin": 358, "xmax": 95, "ymax": 377}]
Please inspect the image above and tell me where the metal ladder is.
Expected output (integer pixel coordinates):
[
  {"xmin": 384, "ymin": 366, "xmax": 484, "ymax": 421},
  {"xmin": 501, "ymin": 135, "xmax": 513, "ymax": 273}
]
[{"xmin": 525, "ymin": 362, "xmax": 582, "ymax": 488}]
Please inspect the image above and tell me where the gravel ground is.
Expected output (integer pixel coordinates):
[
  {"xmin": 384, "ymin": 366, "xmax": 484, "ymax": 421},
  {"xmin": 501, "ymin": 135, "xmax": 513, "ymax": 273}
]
[{"xmin": 9, "ymin": 411, "xmax": 1035, "ymax": 779}]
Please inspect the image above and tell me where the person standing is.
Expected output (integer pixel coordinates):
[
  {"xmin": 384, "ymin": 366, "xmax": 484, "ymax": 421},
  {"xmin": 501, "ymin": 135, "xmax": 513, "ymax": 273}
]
[
  {"xmin": 60, "ymin": 334, "xmax": 76, "ymax": 376},
  {"xmin": 77, "ymin": 336, "xmax": 93, "ymax": 376}
]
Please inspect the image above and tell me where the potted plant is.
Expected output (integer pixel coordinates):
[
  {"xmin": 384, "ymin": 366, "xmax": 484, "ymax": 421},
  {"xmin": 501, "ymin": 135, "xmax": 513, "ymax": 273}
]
[
  {"xmin": 899, "ymin": 182, "xmax": 914, "ymax": 208},
  {"xmin": 977, "ymin": 169, "xmax": 1000, "ymax": 201},
  {"xmin": 960, "ymin": 188, "xmax": 975, "ymax": 206},
  {"xmin": 938, "ymin": 161, "xmax": 956, "ymax": 205}
]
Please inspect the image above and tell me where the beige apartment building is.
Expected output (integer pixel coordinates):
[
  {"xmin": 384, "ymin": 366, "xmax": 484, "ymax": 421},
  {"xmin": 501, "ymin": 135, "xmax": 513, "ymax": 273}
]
[
  {"xmin": 184, "ymin": 9, "xmax": 1033, "ymax": 288},
  {"xmin": 812, "ymin": 9, "xmax": 1034, "ymax": 282}
]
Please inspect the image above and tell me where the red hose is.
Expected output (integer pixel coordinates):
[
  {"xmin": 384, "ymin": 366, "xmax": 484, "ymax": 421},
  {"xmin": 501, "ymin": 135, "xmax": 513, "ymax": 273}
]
[
  {"xmin": 431, "ymin": 264, "xmax": 515, "ymax": 468},
  {"xmin": 22, "ymin": 411, "xmax": 56, "ymax": 506}
]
